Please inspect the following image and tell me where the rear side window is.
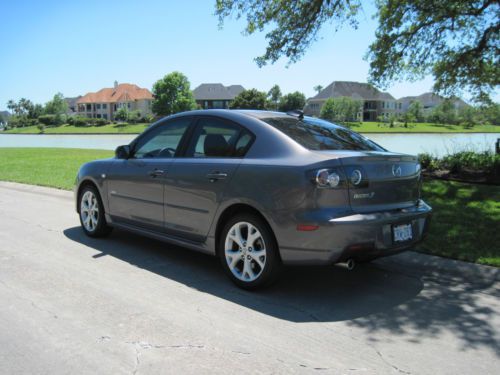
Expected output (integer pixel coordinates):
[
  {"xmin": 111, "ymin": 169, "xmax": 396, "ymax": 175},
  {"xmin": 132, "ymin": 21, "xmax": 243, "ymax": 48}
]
[
  {"xmin": 186, "ymin": 117, "xmax": 253, "ymax": 158},
  {"xmin": 262, "ymin": 116, "xmax": 385, "ymax": 151}
]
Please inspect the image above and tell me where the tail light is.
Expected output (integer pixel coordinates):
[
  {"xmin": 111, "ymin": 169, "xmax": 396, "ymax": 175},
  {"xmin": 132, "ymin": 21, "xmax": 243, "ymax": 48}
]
[{"xmin": 314, "ymin": 168, "xmax": 342, "ymax": 188}]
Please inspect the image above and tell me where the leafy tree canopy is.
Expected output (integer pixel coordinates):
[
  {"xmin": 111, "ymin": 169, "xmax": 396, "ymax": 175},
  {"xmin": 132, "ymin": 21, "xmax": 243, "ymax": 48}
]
[
  {"xmin": 267, "ymin": 84, "xmax": 282, "ymax": 110},
  {"xmin": 152, "ymin": 71, "xmax": 197, "ymax": 116},
  {"xmin": 45, "ymin": 93, "xmax": 68, "ymax": 115},
  {"xmin": 314, "ymin": 85, "xmax": 324, "ymax": 94},
  {"xmin": 216, "ymin": 0, "xmax": 499, "ymax": 102},
  {"xmin": 230, "ymin": 89, "xmax": 268, "ymax": 109},
  {"xmin": 320, "ymin": 96, "xmax": 361, "ymax": 123},
  {"xmin": 278, "ymin": 91, "xmax": 306, "ymax": 112}
]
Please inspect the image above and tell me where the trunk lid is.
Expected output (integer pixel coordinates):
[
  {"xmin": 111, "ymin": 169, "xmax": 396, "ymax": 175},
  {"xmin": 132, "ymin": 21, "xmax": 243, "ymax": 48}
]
[{"xmin": 318, "ymin": 151, "xmax": 421, "ymax": 213}]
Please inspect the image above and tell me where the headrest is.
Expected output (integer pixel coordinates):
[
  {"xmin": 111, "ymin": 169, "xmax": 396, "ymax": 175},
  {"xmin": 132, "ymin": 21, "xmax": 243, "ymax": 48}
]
[{"xmin": 204, "ymin": 134, "xmax": 229, "ymax": 157}]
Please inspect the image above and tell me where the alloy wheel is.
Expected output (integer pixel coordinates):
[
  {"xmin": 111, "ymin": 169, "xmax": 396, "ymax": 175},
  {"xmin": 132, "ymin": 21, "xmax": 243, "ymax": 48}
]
[
  {"xmin": 224, "ymin": 221, "xmax": 267, "ymax": 282},
  {"xmin": 80, "ymin": 190, "xmax": 99, "ymax": 232}
]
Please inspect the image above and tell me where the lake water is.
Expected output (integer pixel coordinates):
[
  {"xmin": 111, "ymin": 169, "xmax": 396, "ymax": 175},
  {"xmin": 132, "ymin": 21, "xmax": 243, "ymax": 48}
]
[{"xmin": 0, "ymin": 133, "xmax": 498, "ymax": 157}]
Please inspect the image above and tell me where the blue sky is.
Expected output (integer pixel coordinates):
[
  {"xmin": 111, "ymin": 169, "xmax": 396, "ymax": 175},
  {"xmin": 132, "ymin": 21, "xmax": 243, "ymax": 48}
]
[{"xmin": 1, "ymin": 0, "xmax": 442, "ymax": 110}]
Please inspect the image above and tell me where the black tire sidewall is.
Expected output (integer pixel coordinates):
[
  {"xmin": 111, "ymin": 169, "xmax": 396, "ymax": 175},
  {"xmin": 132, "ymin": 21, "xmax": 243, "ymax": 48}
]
[{"xmin": 219, "ymin": 213, "xmax": 281, "ymax": 290}]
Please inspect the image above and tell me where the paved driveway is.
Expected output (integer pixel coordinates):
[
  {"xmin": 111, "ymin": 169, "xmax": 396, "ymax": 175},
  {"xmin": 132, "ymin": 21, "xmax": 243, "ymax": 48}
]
[{"xmin": 0, "ymin": 181, "xmax": 499, "ymax": 374}]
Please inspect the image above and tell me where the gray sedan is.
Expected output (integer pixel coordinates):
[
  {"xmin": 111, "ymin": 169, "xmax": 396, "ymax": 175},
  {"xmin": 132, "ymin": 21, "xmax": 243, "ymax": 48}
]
[{"xmin": 75, "ymin": 110, "xmax": 432, "ymax": 289}]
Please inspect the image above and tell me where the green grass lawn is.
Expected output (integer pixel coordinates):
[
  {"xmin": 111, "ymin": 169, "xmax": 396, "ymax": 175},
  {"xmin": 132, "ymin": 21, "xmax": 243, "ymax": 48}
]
[
  {"xmin": 348, "ymin": 121, "xmax": 500, "ymax": 133},
  {"xmin": 4, "ymin": 123, "xmax": 150, "ymax": 134},
  {"xmin": 419, "ymin": 179, "xmax": 500, "ymax": 266},
  {"xmin": 0, "ymin": 148, "xmax": 113, "ymax": 190},
  {"xmin": 3, "ymin": 121, "xmax": 499, "ymax": 134},
  {"xmin": 0, "ymin": 148, "xmax": 498, "ymax": 266}
]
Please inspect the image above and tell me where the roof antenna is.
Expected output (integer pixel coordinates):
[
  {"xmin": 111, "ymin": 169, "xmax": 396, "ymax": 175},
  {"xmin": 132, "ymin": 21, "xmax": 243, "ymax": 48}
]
[{"xmin": 286, "ymin": 109, "xmax": 304, "ymax": 120}]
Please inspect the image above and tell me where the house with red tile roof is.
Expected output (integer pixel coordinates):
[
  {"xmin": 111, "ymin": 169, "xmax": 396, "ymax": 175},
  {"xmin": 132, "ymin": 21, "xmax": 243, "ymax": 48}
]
[{"xmin": 76, "ymin": 81, "xmax": 153, "ymax": 120}]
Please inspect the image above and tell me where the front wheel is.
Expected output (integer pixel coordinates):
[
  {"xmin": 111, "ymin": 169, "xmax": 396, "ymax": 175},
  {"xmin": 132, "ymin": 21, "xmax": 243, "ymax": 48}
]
[
  {"xmin": 79, "ymin": 185, "xmax": 112, "ymax": 238},
  {"xmin": 219, "ymin": 214, "xmax": 281, "ymax": 290}
]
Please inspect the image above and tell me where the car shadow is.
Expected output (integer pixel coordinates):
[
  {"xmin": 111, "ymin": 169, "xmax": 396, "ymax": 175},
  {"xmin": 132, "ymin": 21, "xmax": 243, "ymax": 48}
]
[
  {"xmin": 63, "ymin": 226, "xmax": 422, "ymax": 322},
  {"xmin": 63, "ymin": 226, "xmax": 500, "ymax": 355}
]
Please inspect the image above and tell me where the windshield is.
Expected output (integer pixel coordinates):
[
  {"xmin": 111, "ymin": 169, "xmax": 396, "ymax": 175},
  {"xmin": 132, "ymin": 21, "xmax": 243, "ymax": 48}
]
[{"xmin": 262, "ymin": 116, "xmax": 385, "ymax": 151}]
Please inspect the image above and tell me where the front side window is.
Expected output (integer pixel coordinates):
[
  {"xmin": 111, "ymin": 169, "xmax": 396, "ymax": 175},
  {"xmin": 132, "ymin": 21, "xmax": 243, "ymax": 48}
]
[
  {"xmin": 133, "ymin": 118, "xmax": 192, "ymax": 159},
  {"xmin": 186, "ymin": 118, "xmax": 253, "ymax": 158},
  {"xmin": 262, "ymin": 116, "xmax": 385, "ymax": 151}
]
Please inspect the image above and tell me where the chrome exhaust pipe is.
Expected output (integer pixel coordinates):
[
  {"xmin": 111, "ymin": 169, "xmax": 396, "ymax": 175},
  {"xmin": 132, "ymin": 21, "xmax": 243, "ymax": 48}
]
[{"xmin": 336, "ymin": 259, "xmax": 355, "ymax": 271}]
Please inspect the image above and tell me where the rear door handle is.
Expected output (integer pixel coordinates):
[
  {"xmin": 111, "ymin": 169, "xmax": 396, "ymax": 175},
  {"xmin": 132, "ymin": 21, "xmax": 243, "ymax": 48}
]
[
  {"xmin": 148, "ymin": 169, "xmax": 165, "ymax": 177},
  {"xmin": 206, "ymin": 171, "xmax": 228, "ymax": 181}
]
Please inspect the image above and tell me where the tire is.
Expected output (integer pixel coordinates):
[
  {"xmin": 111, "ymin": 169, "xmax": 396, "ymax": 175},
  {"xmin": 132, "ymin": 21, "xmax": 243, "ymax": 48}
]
[
  {"xmin": 78, "ymin": 185, "xmax": 112, "ymax": 238},
  {"xmin": 219, "ymin": 213, "xmax": 282, "ymax": 290}
]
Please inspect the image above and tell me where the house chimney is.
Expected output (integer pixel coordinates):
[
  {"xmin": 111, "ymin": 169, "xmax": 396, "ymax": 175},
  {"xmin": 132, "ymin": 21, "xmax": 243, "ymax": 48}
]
[{"xmin": 114, "ymin": 80, "xmax": 118, "ymax": 89}]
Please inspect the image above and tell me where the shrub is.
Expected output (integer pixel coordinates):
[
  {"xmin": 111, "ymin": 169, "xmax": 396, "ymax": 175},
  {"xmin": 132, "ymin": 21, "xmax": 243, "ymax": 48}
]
[
  {"xmin": 142, "ymin": 114, "xmax": 155, "ymax": 123},
  {"xmin": 418, "ymin": 153, "xmax": 439, "ymax": 171},
  {"xmin": 94, "ymin": 118, "xmax": 108, "ymax": 126},
  {"xmin": 38, "ymin": 114, "xmax": 57, "ymax": 126},
  {"xmin": 127, "ymin": 110, "xmax": 142, "ymax": 124},
  {"xmin": 73, "ymin": 116, "xmax": 91, "ymax": 127}
]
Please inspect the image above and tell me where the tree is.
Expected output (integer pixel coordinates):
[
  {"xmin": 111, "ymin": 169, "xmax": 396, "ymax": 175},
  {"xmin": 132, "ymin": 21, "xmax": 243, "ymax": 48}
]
[
  {"xmin": 457, "ymin": 106, "xmax": 478, "ymax": 128},
  {"xmin": 267, "ymin": 85, "xmax": 282, "ymax": 110},
  {"xmin": 278, "ymin": 91, "xmax": 306, "ymax": 112},
  {"xmin": 152, "ymin": 71, "xmax": 197, "ymax": 116},
  {"xmin": 230, "ymin": 89, "xmax": 268, "ymax": 109},
  {"xmin": 216, "ymin": 0, "xmax": 499, "ymax": 102},
  {"xmin": 45, "ymin": 93, "xmax": 68, "ymax": 115},
  {"xmin": 429, "ymin": 99, "xmax": 458, "ymax": 124},
  {"xmin": 407, "ymin": 101, "xmax": 424, "ymax": 123},
  {"xmin": 313, "ymin": 85, "xmax": 323, "ymax": 94},
  {"xmin": 320, "ymin": 97, "xmax": 361, "ymax": 123},
  {"xmin": 6, "ymin": 98, "xmax": 38, "ymax": 127},
  {"xmin": 478, "ymin": 103, "xmax": 500, "ymax": 125},
  {"xmin": 114, "ymin": 107, "xmax": 129, "ymax": 122}
]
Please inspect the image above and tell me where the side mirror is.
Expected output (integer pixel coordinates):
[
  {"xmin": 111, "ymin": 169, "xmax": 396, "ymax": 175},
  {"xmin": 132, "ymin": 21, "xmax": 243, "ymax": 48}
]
[{"xmin": 115, "ymin": 145, "xmax": 131, "ymax": 159}]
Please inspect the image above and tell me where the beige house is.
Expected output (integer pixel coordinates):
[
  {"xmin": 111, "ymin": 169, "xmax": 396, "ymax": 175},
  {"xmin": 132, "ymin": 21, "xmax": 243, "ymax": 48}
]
[
  {"xmin": 76, "ymin": 81, "xmax": 153, "ymax": 120},
  {"xmin": 304, "ymin": 81, "xmax": 398, "ymax": 121}
]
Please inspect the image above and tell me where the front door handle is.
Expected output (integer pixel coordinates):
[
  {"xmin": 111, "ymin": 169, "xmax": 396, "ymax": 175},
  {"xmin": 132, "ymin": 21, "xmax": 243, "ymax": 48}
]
[
  {"xmin": 206, "ymin": 171, "xmax": 228, "ymax": 181},
  {"xmin": 148, "ymin": 169, "xmax": 165, "ymax": 177}
]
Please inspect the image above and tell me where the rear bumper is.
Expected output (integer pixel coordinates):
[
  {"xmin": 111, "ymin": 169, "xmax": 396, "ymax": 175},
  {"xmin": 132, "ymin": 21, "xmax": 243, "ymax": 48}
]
[{"xmin": 279, "ymin": 200, "xmax": 432, "ymax": 265}]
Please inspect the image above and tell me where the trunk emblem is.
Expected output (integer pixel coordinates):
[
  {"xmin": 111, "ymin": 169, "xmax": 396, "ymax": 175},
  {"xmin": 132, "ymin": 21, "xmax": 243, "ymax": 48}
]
[
  {"xmin": 392, "ymin": 165, "xmax": 402, "ymax": 177},
  {"xmin": 353, "ymin": 192, "xmax": 375, "ymax": 199}
]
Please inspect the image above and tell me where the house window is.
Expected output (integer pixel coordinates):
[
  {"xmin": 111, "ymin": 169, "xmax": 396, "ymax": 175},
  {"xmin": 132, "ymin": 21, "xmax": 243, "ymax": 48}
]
[
  {"xmin": 96, "ymin": 104, "xmax": 101, "ymax": 109},
  {"xmin": 127, "ymin": 103, "xmax": 131, "ymax": 109},
  {"xmin": 103, "ymin": 104, "xmax": 107, "ymax": 109},
  {"xmin": 96, "ymin": 114, "xmax": 101, "ymax": 118},
  {"xmin": 103, "ymin": 114, "xmax": 108, "ymax": 120},
  {"xmin": 213, "ymin": 101, "xmax": 224, "ymax": 109}
]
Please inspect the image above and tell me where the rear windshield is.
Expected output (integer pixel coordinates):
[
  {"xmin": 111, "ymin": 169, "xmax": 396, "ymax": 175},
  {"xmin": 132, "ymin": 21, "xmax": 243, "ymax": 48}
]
[{"xmin": 262, "ymin": 116, "xmax": 385, "ymax": 151}]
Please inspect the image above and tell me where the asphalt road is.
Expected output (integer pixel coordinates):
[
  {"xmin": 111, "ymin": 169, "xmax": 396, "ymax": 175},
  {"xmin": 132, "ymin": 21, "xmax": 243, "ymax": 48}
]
[{"xmin": 0, "ymin": 181, "xmax": 499, "ymax": 374}]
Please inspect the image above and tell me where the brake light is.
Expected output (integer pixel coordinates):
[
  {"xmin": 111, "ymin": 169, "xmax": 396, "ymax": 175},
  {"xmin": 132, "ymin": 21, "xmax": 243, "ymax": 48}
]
[{"xmin": 315, "ymin": 169, "xmax": 341, "ymax": 188}]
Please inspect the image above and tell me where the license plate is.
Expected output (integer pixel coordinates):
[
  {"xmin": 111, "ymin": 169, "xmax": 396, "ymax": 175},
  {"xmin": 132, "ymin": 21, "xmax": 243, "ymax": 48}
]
[{"xmin": 393, "ymin": 223, "xmax": 413, "ymax": 242}]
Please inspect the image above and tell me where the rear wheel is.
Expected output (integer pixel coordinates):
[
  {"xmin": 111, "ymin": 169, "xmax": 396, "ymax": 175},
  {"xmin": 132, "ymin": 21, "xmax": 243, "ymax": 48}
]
[
  {"xmin": 79, "ymin": 185, "xmax": 112, "ymax": 238},
  {"xmin": 219, "ymin": 213, "xmax": 281, "ymax": 290}
]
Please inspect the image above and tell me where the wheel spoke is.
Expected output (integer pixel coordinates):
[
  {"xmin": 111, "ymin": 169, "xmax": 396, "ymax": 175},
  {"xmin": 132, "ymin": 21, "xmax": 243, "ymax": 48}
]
[
  {"xmin": 250, "ymin": 251, "xmax": 266, "ymax": 268},
  {"xmin": 247, "ymin": 225, "xmax": 260, "ymax": 247},
  {"xmin": 243, "ymin": 259, "xmax": 255, "ymax": 280},
  {"xmin": 227, "ymin": 253, "xmax": 241, "ymax": 269}
]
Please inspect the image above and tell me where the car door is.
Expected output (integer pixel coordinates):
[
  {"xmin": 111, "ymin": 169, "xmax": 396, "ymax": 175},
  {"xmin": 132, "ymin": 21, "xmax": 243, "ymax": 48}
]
[
  {"xmin": 163, "ymin": 116, "xmax": 254, "ymax": 242},
  {"xmin": 107, "ymin": 117, "xmax": 193, "ymax": 231}
]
